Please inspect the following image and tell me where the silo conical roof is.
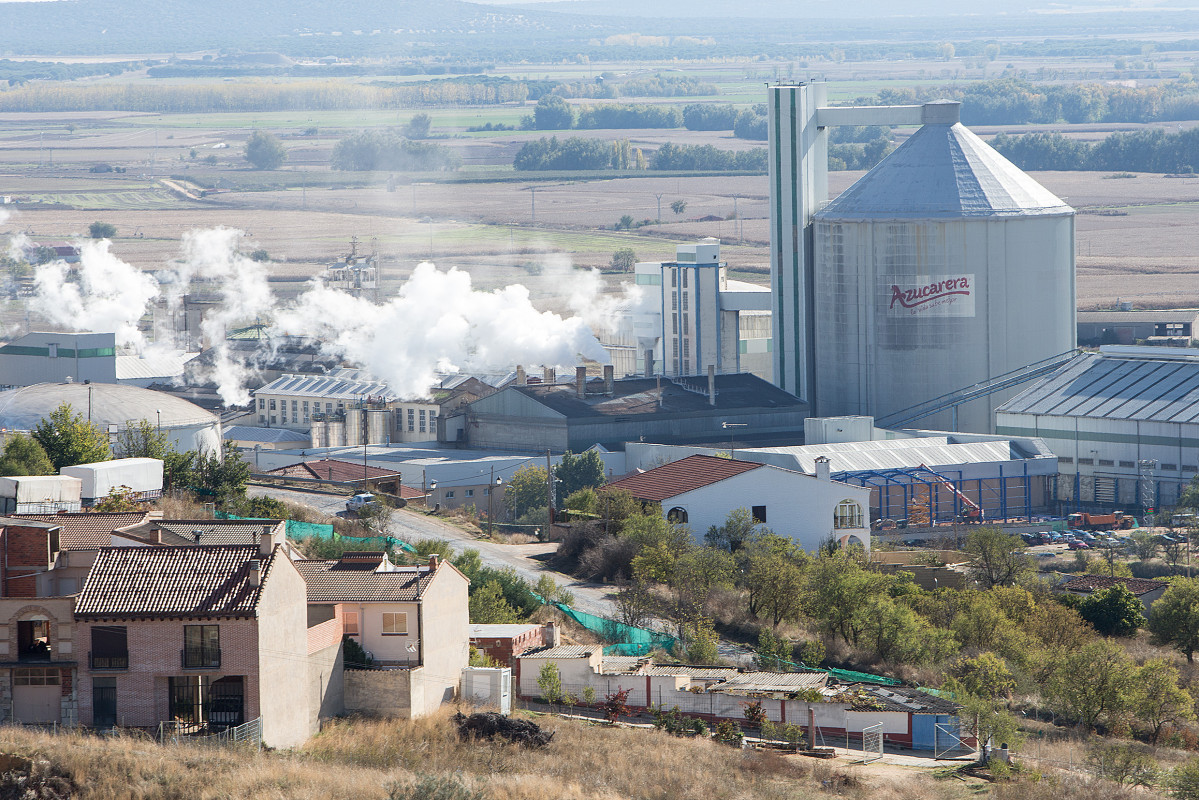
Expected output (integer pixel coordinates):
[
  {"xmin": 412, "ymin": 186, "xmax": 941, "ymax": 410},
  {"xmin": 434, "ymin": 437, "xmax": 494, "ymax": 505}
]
[{"xmin": 816, "ymin": 121, "xmax": 1073, "ymax": 219}]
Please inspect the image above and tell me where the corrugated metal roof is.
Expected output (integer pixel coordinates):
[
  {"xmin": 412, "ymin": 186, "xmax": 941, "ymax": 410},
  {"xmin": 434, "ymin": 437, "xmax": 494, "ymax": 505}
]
[
  {"xmin": 470, "ymin": 624, "xmax": 541, "ymax": 638},
  {"xmin": 255, "ymin": 373, "xmax": 395, "ymax": 402},
  {"xmin": 1078, "ymin": 310, "xmax": 1199, "ymax": 324},
  {"xmin": 818, "ymin": 122, "xmax": 1072, "ymax": 220},
  {"xmin": 997, "ymin": 352, "xmax": 1199, "ymax": 423},
  {"xmin": 743, "ymin": 439, "xmax": 1017, "ymax": 474},
  {"xmin": 604, "ymin": 454, "xmax": 763, "ymax": 501},
  {"xmin": 522, "ymin": 645, "xmax": 596, "ymax": 659},
  {"xmin": 115, "ymin": 351, "xmax": 193, "ymax": 382},
  {"xmin": 716, "ymin": 671, "xmax": 829, "ymax": 693},
  {"xmin": 76, "ymin": 545, "xmax": 274, "ymax": 619},
  {"xmin": 224, "ymin": 426, "xmax": 311, "ymax": 444}
]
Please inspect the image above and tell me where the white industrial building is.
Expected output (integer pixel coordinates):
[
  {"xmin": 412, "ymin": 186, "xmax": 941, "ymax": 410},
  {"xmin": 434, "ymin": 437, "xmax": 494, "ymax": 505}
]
[
  {"xmin": 768, "ymin": 85, "xmax": 1076, "ymax": 433},
  {"xmin": 997, "ymin": 346, "xmax": 1199, "ymax": 511},
  {"xmin": 620, "ymin": 239, "xmax": 772, "ymax": 380},
  {"xmin": 0, "ymin": 332, "xmax": 192, "ymax": 389},
  {"xmin": 0, "ymin": 382, "xmax": 221, "ymax": 454},
  {"xmin": 605, "ymin": 453, "xmax": 872, "ymax": 552},
  {"xmin": 625, "ymin": 415, "xmax": 1060, "ymax": 524}
]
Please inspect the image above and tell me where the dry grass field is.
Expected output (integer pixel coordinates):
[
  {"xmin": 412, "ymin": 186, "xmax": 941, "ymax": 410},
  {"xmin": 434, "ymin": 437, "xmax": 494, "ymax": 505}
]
[{"xmin": 2, "ymin": 105, "xmax": 1198, "ymax": 317}]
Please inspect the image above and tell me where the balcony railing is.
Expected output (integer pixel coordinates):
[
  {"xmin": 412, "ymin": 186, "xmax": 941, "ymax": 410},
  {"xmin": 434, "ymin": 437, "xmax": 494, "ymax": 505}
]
[
  {"xmin": 180, "ymin": 646, "xmax": 221, "ymax": 669},
  {"xmin": 89, "ymin": 652, "xmax": 129, "ymax": 670}
]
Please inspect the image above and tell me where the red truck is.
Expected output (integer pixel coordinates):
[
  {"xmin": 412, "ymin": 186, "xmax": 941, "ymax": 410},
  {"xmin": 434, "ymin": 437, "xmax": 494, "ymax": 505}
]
[{"xmin": 1068, "ymin": 512, "xmax": 1136, "ymax": 531}]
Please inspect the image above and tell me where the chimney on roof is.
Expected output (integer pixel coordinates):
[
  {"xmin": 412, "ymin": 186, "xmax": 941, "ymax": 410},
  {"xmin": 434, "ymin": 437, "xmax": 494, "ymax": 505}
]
[
  {"xmin": 259, "ymin": 531, "xmax": 273, "ymax": 555},
  {"xmin": 707, "ymin": 365, "xmax": 716, "ymax": 407},
  {"xmin": 248, "ymin": 560, "xmax": 261, "ymax": 588},
  {"xmin": 576, "ymin": 366, "xmax": 587, "ymax": 399},
  {"xmin": 814, "ymin": 456, "xmax": 830, "ymax": 481},
  {"xmin": 603, "ymin": 364, "xmax": 614, "ymax": 396},
  {"xmin": 543, "ymin": 620, "xmax": 560, "ymax": 648},
  {"xmin": 428, "ymin": 554, "xmax": 439, "ymax": 570},
  {"xmin": 191, "ymin": 529, "xmax": 203, "ymax": 543},
  {"xmin": 516, "ymin": 364, "xmax": 527, "ymax": 386},
  {"xmin": 644, "ymin": 350, "xmax": 654, "ymax": 378},
  {"xmin": 544, "ymin": 366, "xmax": 556, "ymax": 385}
]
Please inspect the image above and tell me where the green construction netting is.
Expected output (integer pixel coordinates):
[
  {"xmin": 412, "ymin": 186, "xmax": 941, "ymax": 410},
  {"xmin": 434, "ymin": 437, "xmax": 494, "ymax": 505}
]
[
  {"xmin": 214, "ymin": 512, "xmax": 416, "ymax": 552},
  {"xmin": 757, "ymin": 655, "xmax": 900, "ymax": 686},
  {"xmin": 551, "ymin": 602, "xmax": 677, "ymax": 655}
]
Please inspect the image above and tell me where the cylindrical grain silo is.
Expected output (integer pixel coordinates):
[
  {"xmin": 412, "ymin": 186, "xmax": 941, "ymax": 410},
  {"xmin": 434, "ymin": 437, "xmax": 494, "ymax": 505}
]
[{"xmin": 812, "ymin": 104, "xmax": 1075, "ymax": 433}]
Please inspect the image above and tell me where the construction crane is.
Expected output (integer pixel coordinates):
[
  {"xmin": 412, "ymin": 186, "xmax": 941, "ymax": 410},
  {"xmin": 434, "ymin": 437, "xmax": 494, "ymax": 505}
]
[{"xmin": 922, "ymin": 465, "xmax": 983, "ymax": 523}]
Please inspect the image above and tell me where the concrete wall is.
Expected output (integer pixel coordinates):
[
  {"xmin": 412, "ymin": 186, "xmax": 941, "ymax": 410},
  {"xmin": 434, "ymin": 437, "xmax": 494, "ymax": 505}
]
[
  {"xmin": 662, "ymin": 467, "xmax": 872, "ymax": 553},
  {"xmin": 308, "ymin": 640, "xmax": 344, "ymax": 727},
  {"xmin": 256, "ymin": 553, "xmax": 313, "ymax": 748},
  {"xmin": 344, "ymin": 667, "xmax": 412, "ymax": 718},
  {"xmin": 414, "ymin": 564, "xmax": 470, "ymax": 716}
]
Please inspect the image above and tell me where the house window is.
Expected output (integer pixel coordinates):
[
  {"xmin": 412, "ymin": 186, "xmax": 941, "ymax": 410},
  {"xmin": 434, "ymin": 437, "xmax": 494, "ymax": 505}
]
[
  {"xmin": 17, "ymin": 620, "xmax": 50, "ymax": 662},
  {"xmin": 419, "ymin": 409, "xmax": 427, "ymax": 432},
  {"xmin": 667, "ymin": 507, "xmax": 688, "ymax": 523},
  {"xmin": 269, "ymin": 399, "xmax": 276, "ymax": 411},
  {"xmin": 834, "ymin": 500, "xmax": 864, "ymax": 529},
  {"xmin": 682, "ymin": 291, "xmax": 689, "ymax": 310},
  {"xmin": 751, "ymin": 506, "xmax": 767, "ymax": 524},
  {"xmin": 169, "ymin": 675, "xmax": 244, "ymax": 731},
  {"xmin": 1099, "ymin": 459, "xmax": 1114, "ymax": 467},
  {"xmin": 13, "ymin": 667, "xmax": 59, "ymax": 686},
  {"xmin": 182, "ymin": 625, "xmax": 220, "ymax": 669},
  {"xmin": 90, "ymin": 625, "xmax": 128, "ymax": 670},
  {"xmin": 465, "ymin": 489, "xmax": 474, "ymax": 498},
  {"xmin": 672, "ymin": 313, "xmax": 678, "ymax": 334},
  {"xmin": 445, "ymin": 491, "xmax": 455, "ymax": 499},
  {"xmin": 258, "ymin": 398, "xmax": 264, "ymax": 410},
  {"xmin": 382, "ymin": 612, "xmax": 408, "ymax": 635},
  {"xmin": 343, "ymin": 612, "xmax": 359, "ymax": 636},
  {"xmin": 682, "ymin": 270, "xmax": 688, "ymax": 288},
  {"xmin": 326, "ymin": 403, "xmax": 333, "ymax": 413},
  {"xmin": 408, "ymin": 409, "xmax": 415, "ymax": 431},
  {"xmin": 258, "ymin": 414, "xmax": 265, "ymax": 423},
  {"xmin": 1164, "ymin": 464, "xmax": 1179, "ymax": 472},
  {"xmin": 670, "ymin": 269, "xmax": 677, "ymax": 287},
  {"xmin": 1058, "ymin": 457, "xmax": 1073, "ymax": 465}
]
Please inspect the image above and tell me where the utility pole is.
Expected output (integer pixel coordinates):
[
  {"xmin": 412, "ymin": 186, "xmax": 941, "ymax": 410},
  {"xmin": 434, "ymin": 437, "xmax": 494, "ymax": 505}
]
[
  {"xmin": 530, "ymin": 187, "xmax": 536, "ymax": 225},
  {"xmin": 654, "ymin": 192, "xmax": 663, "ymax": 222},
  {"xmin": 546, "ymin": 450, "xmax": 554, "ymax": 534}
]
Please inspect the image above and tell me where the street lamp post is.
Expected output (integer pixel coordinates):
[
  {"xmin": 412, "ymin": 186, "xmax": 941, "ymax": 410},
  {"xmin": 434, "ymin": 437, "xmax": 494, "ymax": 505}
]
[
  {"xmin": 722, "ymin": 421, "xmax": 747, "ymax": 459},
  {"xmin": 156, "ymin": 409, "xmax": 161, "ymax": 433},
  {"xmin": 487, "ymin": 467, "xmax": 503, "ymax": 538}
]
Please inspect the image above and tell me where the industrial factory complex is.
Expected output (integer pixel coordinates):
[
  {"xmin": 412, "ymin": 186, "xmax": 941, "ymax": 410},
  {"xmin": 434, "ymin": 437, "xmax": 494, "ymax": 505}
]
[{"xmin": 0, "ymin": 81, "xmax": 1194, "ymax": 542}]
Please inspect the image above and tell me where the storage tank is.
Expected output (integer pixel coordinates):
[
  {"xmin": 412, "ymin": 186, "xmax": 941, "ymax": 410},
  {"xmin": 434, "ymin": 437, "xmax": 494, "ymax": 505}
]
[{"xmin": 812, "ymin": 103, "xmax": 1075, "ymax": 433}]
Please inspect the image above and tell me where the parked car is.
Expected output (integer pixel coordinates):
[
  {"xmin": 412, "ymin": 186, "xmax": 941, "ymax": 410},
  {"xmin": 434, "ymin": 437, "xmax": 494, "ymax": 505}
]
[
  {"xmin": 1067, "ymin": 540, "xmax": 1090, "ymax": 550},
  {"xmin": 346, "ymin": 493, "xmax": 379, "ymax": 513}
]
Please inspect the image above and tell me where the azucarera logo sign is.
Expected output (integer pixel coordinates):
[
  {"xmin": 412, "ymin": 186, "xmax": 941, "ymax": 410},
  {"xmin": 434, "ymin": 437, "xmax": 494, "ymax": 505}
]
[{"xmin": 886, "ymin": 274, "xmax": 975, "ymax": 318}]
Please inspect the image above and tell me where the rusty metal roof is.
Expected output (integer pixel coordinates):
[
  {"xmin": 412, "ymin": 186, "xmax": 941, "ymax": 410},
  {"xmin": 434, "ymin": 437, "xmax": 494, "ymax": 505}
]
[{"xmin": 603, "ymin": 454, "xmax": 763, "ymax": 501}]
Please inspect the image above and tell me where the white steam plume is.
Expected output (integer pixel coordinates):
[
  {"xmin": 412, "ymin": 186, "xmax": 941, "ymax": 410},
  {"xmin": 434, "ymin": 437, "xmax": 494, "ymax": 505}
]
[
  {"xmin": 274, "ymin": 262, "xmax": 610, "ymax": 399},
  {"xmin": 29, "ymin": 239, "xmax": 159, "ymax": 347}
]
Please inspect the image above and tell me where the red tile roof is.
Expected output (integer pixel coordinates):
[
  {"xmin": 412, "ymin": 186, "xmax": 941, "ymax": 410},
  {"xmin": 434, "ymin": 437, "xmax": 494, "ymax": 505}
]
[
  {"xmin": 603, "ymin": 454, "xmax": 763, "ymax": 502},
  {"xmin": 294, "ymin": 557, "xmax": 436, "ymax": 603},
  {"xmin": 75, "ymin": 545, "xmax": 275, "ymax": 619},
  {"xmin": 16, "ymin": 511, "xmax": 151, "ymax": 550},
  {"xmin": 1061, "ymin": 575, "xmax": 1168, "ymax": 596}
]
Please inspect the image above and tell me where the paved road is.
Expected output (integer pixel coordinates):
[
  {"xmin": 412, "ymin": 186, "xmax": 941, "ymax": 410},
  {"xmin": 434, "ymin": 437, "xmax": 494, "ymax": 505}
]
[{"xmin": 250, "ymin": 485, "xmax": 618, "ymax": 618}]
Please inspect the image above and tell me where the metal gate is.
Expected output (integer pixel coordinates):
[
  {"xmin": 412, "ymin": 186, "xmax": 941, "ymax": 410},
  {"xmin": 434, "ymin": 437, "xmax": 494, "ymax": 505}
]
[
  {"xmin": 860, "ymin": 723, "xmax": 884, "ymax": 763},
  {"xmin": 935, "ymin": 721, "xmax": 976, "ymax": 759}
]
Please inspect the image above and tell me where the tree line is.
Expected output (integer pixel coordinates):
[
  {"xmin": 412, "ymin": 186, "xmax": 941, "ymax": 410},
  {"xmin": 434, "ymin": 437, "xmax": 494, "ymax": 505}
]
[
  {"xmin": 331, "ymin": 130, "xmax": 459, "ymax": 172},
  {"xmin": 511, "ymin": 138, "xmax": 766, "ymax": 173},
  {"xmin": 859, "ymin": 77, "xmax": 1199, "ymax": 126},
  {"xmin": 991, "ymin": 127, "xmax": 1199, "ymax": 173}
]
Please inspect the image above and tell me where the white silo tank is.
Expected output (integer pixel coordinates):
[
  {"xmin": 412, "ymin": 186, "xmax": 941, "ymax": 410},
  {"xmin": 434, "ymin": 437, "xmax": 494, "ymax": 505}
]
[{"xmin": 812, "ymin": 107, "xmax": 1075, "ymax": 433}]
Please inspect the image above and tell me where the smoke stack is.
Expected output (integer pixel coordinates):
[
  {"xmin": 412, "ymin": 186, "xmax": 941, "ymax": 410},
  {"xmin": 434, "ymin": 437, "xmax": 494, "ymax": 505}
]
[
  {"xmin": 707, "ymin": 364, "xmax": 716, "ymax": 407},
  {"xmin": 576, "ymin": 366, "xmax": 587, "ymax": 398},
  {"xmin": 814, "ymin": 456, "xmax": 830, "ymax": 481},
  {"xmin": 248, "ymin": 560, "xmax": 261, "ymax": 588},
  {"xmin": 603, "ymin": 364, "xmax": 614, "ymax": 395},
  {"xmin": 259, "ymin": 531, "xmax": 274, "ymax": 555},
  {"xmin": 544, "ymin": 366, "xmax": 556, "ymax": 385},
  {"xmin": 644, "ymin": 350, "xmax": 654, "ymax": 377},
  {"xmin": 516, "ymin": 365, "xmax": 526, "ymax": 386}
]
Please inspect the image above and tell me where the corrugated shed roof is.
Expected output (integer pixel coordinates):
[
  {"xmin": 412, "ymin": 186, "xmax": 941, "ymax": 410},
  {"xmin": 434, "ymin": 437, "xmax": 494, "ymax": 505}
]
[
  {"xmin": 1061, "ymin": 575, "xmax": 1168, "ymax": 596},
  {"xmin": 470, "ymin": 623, "xmax": 540, "ymax": 638},
  {"xmin": 115, "ymin": 351, "xmax": 193, "ymax": 382},
  {"xmin": 716, "ymin": 671, "xmax": 830, "ymax": 693},
  {"xmin": 745, "ymin": 438, "xmax": 1018, "ymax": 474},
  {"xmin": 15, "ymin": 511, "xmax": 149, "ymax": 550},
  {"xmin": 223, "ymin": 426, "xmax": 311, "ymax": 444},
  {"xmin": 997, "ymin": 352, "xmax": 1199, "ymax": 423},
  {"xmin": 818, "ymin": 122, "xmax": 1072, "ymax": 220},
  {"xmin": 604, "ymin": 454, "xmax": 763, "ymax": 501},
  {"xmin": 294, "ymin": 559, "xmax": 435, "ymax": 603},
  {"xmin": 254, "ymin": 373, "xmax": 395, "ymax": 401},
  {"xmin": 75, "ymin": 545, "xmax": 274, "ymax": 619},
  {"xmin": 852, "ymin": 685, "xmax": 961, "ymax": 715},
  {"xmin": 521, "ymin": 645, "xmax": 596, "ymax": 659},
  {"xmin": 1078, "ymin": 310, "xmax": 1199, "ymax": 324},
  {"xmin": 509, "ymin": 373, "xmax": 803, "ymax": 419}
]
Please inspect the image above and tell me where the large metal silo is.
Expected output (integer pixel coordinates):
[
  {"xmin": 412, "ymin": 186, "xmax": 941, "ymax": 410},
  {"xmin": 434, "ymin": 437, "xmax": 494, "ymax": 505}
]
[{"xmin": 812, "ymin": 113, "xmax": 1075, "ymax": 433}]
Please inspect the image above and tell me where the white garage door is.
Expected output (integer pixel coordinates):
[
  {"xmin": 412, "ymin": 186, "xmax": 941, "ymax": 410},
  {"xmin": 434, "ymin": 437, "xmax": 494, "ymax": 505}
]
[{"xmin": 13, "ymin": 668, "xmax": 60, "ymax": 724}]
